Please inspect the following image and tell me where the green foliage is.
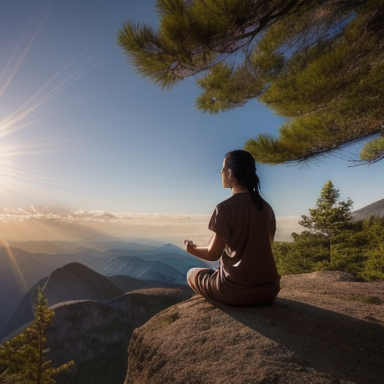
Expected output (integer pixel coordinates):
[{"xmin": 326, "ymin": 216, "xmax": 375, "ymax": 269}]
[
  {"xmin": 359, "ymin": 216, "xmax": 384, "ymax": 280},
  {"xmin": 195, "ymin": 63, "xmax": 266, "ymax": 113},
  {"xmin": 157, "ymin": 310, "xmax": 180, "ymax": 328},
  {"xmin": 336, "ymin": 294, "xmax": 383, "ymax": 305},
  {"xmin": 274, "ymin": 181, "xmax": 384, "ymax": 280},
  {"xmin": 118, "ymin": 0, "xmax": 384, "ymax": 164},
  {"xmin": 273, "ymin": 233, "xmax": 329, "ymax": 275},
  {"xmin": 274, "ymin": 217, "xmax": 384, "ymax": 280},
  {"xmin": 329, "ymin": 226, "xmax": 368, "ymax": 275},
  {"xmin": 299, "ymin": 180, "xmax": 353, "ymax": 237},
  {"xmin": 274, "ymin": 231, "xmax": 332, "ymax": 275},
  {"xmin": 274, "ymin": 213, "xmax": 384, "ymax": 281},
  {"xmin": 0, "ymin": 289, "xmax": 74, "ymax": 384},
  {"xmin": 360, "ymin": 136, "xmax": 384, "ymax": 163}
]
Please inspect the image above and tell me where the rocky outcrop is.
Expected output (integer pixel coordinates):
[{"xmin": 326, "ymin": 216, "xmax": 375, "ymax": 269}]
[
  {"xmin": 125, "ymin": 272, "xmax": 384, "ymax": 384},
  {"xmin": 49, "ymin": 287, "xmax": 193, "ymax": 384},
  {"xmin": 0, "ymin": 262, "xmax": 123, "ymax": 340}
]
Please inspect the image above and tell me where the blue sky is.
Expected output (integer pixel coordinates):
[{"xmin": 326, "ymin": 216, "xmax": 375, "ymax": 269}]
[{"xmin": 1, "ymin": 0, "xmax": 383, "ymax": 223}]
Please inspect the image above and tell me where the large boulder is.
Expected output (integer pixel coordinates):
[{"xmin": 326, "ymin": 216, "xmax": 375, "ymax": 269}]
[{"xmin": 125, "ymin": 272, "xmax": 384, "ymax": 384}]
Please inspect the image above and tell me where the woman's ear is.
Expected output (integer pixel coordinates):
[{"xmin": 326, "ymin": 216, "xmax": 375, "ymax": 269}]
[{"xmin": 227, "ymin": 169, "xmax": 234, "ymax": 187}]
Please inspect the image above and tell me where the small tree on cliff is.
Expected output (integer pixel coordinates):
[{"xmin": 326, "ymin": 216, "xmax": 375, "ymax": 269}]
[
  {"xmin": 299, "ymin": 180, "xmax": 353, "ymax": 261},
  {"xmin": 0, "ymin": 288, "xmax": 73, "ymax": 384}
]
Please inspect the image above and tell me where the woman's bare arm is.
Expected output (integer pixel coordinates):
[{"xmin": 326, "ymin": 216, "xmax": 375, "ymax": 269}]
[{"xmin": 184, "ymin": 233, "xmax": 226, "ymax": 261}]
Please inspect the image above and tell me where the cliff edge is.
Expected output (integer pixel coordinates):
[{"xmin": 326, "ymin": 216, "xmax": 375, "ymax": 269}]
[{"xmin": 125, "ymin": 272, "xmax": 384, "ymax": 384}]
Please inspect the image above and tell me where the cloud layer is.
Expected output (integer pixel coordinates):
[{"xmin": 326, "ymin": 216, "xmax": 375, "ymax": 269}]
[{"xmin": 0, "ymin": 206, "xmax": 301, "ymax": 246}]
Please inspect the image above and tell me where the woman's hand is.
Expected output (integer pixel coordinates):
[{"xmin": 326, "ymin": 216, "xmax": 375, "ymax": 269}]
[
  {"xmin": 184, "ymin": 239, "xmax": 196, "ymax": 253},
  {"xmin": 183, "ymin": 234, "xmax": 226, "ymax": 261}
]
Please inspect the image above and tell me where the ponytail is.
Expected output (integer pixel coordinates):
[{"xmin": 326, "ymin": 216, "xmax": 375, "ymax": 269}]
[
  {"xmin": 247, "ymin": 172, "xmax": 263, "ymax": 210},
  {"xmin": 225, "ymin": 150, "xmax": 264, "ymax": 210}
]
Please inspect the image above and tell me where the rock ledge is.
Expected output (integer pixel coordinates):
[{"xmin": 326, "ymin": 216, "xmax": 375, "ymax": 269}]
[{"xmin": 125, "ymin": 272, "xmax": 384, "ymax": 384}]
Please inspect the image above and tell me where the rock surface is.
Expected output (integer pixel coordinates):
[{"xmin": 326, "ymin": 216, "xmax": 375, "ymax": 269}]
[
  {"xmin": 50, "ymin": 287, "xmax": 193, "ymax": 384},
  {"xmin": 125, "ymin": 272, "xmax": 384, "ymax": 384}
]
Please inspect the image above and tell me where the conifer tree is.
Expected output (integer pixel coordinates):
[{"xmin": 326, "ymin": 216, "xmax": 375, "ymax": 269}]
[
  {"xmin": 118, "ymin": 0, "xmax": 384, "ymax": 164},
  {"xmin": 299, "ymin": 180, "xmax": 353, "ymax": 261},
  {"xmin": 299, "ymin": 180, "xmax": 353, "ymax": 235},
  {"xmin": 0, "ymin": 289, "xmax": 73, "ymax": 384}
]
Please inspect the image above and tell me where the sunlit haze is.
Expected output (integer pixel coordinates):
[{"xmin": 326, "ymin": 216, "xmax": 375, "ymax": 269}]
[
  {"xmin": 0, "ymin": 207, "xmax": 301, "ymax": 247},
  {"xmin": 1, "ymin": 0, "xmax": 383, "ymax": 245}
]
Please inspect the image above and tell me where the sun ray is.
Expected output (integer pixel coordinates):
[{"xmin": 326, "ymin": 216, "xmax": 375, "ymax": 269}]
[
  {"xmin": 0, "ymin": 50, "xmax": 95, "ymax": 139},
  {"xmin": 0, "ymin": 2, "xmax": 102, "ymax": 198},
  {"xmin": 0, "ymin": 237, "xmax": 28, "ymax": 292},
  {"xmin": 0, "ymin": 1, "xmax": 49, "ymax": 99}
]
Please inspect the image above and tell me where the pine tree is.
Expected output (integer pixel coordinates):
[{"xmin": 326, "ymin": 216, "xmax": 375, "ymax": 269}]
[
  {"xmin": 118, "ymin": 0, "xmax": 384, "ymax": 164},
  {"xmin": 299, "ymin": 180, "xmax": 353, "ymax": 261},
  {"xmin": 0, "ymin": 289, "xmax": 73, "ymax": 384},
  {"xmin": 360, "ymin": 216, "xmax": 384, "ymax": 280}
]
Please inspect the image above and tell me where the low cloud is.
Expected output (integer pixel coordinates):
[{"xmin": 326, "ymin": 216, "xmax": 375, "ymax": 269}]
[
  {"xmin": 275, "ymin": 216, "xmax": 302, "ymax": 242},
  {"xmin": 0, "ymin": 207, "xmax": 301, "ymax": 246},
  {"xmin": 0, "ymin": 207, "xmax": 212, "ymax": 246}
]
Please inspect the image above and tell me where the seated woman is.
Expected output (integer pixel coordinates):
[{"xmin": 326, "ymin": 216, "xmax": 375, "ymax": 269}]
[{"xmin": 184, "ymin": 150, "xmax": 280, "ymax": 306}]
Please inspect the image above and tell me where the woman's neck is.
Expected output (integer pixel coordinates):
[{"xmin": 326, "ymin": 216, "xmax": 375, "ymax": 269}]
[{"xmin": 232, "ymin": 187, "xmax": 248, "ymax": 194}]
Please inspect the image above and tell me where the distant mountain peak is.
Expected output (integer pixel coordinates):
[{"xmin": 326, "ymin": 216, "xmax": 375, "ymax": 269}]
[
  {"xmin": 352, "ymin": 198, "xmax": 384, "ymax": 220},
  {"xmin": 159, "ymin": 243, "xmax": 181, "ymax": 249},
  {"xmin": 0, "ymin": 262, "xmax": 123, "ymax": 341},
  {"xmin": 51, "ymin": 261, "xmax": 98, "ymax": 275}
]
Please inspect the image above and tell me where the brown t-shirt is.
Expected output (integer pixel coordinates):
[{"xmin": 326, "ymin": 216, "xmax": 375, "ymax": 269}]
[{"xmin": 209, "ymin": 193, "xmax": 280, "ymax": 287}]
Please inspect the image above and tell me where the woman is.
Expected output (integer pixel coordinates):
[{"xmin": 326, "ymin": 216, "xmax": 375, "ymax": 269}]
[{"xmin": 184, "ymin": 150, "xmax": 280, "ymax": 306}]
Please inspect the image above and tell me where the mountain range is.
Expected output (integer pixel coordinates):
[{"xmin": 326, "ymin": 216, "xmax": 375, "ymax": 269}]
[
  {"xmin": 1, "ymin": 198, "xmax": 383, "ymax": 383},
  {"xmin": 0, "ymin": 242, "xmax": 207, "ymax": 339},
  {"xmin": 2, "ymin": 196, "xmax": 383, "ymax": 333},
  {"xmin": 0, "ymin": 260, "xmax": 192, "ymax": 384}
]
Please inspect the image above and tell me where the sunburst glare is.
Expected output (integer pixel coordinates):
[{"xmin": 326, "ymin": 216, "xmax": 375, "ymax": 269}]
[{"xmin": 0, "ymin": 3, "xmax": 97, "ymax": 201}]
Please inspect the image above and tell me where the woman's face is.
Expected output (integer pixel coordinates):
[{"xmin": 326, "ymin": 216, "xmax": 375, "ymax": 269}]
[{"xmin": 221, "ymin": 159, "xmax": 231, "ymax": 188}]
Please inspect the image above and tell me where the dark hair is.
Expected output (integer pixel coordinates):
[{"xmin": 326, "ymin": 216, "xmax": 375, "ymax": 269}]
[{"xmin": 224, "ymin": 150, "xmax": 263, "ymax": 210}]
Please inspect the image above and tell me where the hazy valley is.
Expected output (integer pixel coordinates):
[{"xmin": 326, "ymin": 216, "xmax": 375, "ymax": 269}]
[
  {"xmin": 0, "ymin": 199, "xmax": 383, "ymax": 383},
  {"xmin": 0, "ymin": 240, "xmax": 208, "ymax": 383}
]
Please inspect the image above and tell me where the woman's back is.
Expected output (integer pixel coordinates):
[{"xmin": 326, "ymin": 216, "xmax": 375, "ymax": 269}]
[{"xmin": 209, "ymin": 193, "xmax": 280, "ymax": 286}]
